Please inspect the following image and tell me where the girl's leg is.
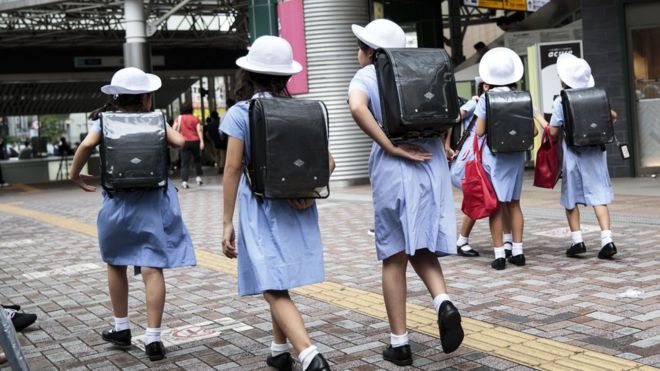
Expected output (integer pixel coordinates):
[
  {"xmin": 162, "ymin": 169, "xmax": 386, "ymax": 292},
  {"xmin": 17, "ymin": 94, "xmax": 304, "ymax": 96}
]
[
  {"xmin": 502, "ymin": 205, "xmax": 513, "ymax": 255},
  {"xmin": 408, "ymin": 249, "xmax": 447, "ymax": 298},
  {"xmin": 271, "ymin": 312, "xmax": 287, "ymax": 345},
  {"xmin": 180, "ymin": 144, "xmax": 191, "ymax": 182},
  {"xmin": 594, "ymin": 205, "xmax": 616, "ymax": 258},
  {"xmin": 593, "ymin": 205, "xmax": 611, "ymax": 231},
  {"xmin": 141, "ymin": 267, "xmax": 166, "ymax": 329},
  {"xmin": 457, "ymin": 216, "xmax": 479, "ymax": 256},
  {"xmin": 509, "ymin": 200, "xmax": 523, "ymax": 243},
  {"xmin": 459, "ymin": 216, "xmax": 477, "ymax": 239},
  {"xmin": 565, "ymin": 207, "xmax": 587, "ymax": 256},
  {"xmin": 107, "ymin": 264, "xmax": 129, "ymax": 318},
  {"xmin": 489, "ymin": 204, "xmax": 506, "ymax": 269},
  {"xmin": 263, "ymin": 290, "xmax": 311, "ymax": 352},
  {"xmin": 382, "ymin": 252, "xmax": 408, "ymax": 336}
]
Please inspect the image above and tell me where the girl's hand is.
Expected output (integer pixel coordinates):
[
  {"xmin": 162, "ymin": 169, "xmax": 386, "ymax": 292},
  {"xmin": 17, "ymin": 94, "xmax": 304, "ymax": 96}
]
[
  {"xmin": 71, "ymin": 173, "xmax": 97, "ymax": 192},
  {"xmin": 288, "ymin": 198, "xmax": 315, "ymax": 209},
  {"xmin": 445, "ymin": 146, "xmax": 456, "ymax": 161},
  {"xmin": 533, "ymin": 110, "xmax": 548, "ymax": 128},
  {"xmin": 388, "ymin": 143, "xmax": 432, "ymax": 162},
  {"xmin": 611, "ymin": 110, "xmax": 618, "ymax": 123},
  {"xmin": 222, "ymin": 223, "xmax": 237, "ymax": 258},
  {"xmin": 200, "ymin": 141, "xmax": 205, "ymax": 151}
]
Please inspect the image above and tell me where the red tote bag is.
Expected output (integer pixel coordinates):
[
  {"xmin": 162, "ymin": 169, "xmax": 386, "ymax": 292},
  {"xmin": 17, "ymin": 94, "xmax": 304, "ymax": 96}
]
[
  {"xmin": 461, "ymin": 135, "xmax": 498, "ymax": 220},
  {"xmin": 533, "ymin": 126, "xmax": 563, "ymax": 189}
]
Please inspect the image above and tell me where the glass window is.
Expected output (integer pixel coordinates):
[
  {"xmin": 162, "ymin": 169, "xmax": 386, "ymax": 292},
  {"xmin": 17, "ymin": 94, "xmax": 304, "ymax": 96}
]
[{"xmin": 632, "ymin": 27, "xmax": 660, "ymax": 100}]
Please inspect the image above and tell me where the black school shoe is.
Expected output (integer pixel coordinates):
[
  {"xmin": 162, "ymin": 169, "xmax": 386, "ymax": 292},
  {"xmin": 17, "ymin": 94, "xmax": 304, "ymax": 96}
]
[
  {"xmin": 383, "ymin": 344, "xmax": 413, "ymax": 366},
  {"xmin": 438, "ymin": 301, "xmax": 464, "ymax": 354},
  {"xmin": 145, "ymin": 341, "xmax": 166, "ymax": 361},
  {"xmin": 507, "ymin": 254, "xmax": 526, "ymax": 266},
  {"xmin": 457, "ymin": 244, "xmax": 480, "ymax": 257},
  {"xmin": 598, "ymin": 243, "xmax": 617, "ymax": 259},
  {"xmin": 491, "ymin": 257, "xmax": 506, "ymax": 270},
  {"xmin": 504, "ymin": 242, "xmax": 513, "ymax": 258},
  {"xmin": 566, "ymin": 242, "xmax": 587, "ymax": 257},
  {"xmin": 2, "ymin": 304, "xmax": 20, "ymax": 311},
  {"xmin": 305, "ymin": 354, "xmax": 331, "ymax": 371},
  {"xmin": 101, "ymin": 328, "xmax": 132, "ymax": 348},
  {"xmin": 266, "ymin": 352, "xmax": 294, "ymax": 371},
  {"xmin": 8, "ymin": 311, "xmax": 37, "ymax": 332}
]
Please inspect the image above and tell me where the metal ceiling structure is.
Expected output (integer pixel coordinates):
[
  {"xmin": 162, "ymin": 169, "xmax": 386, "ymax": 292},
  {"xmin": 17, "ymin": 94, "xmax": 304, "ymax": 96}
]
[{"xmin": 0, "ymin": 0, "xmax": 249, "ymax": 48}]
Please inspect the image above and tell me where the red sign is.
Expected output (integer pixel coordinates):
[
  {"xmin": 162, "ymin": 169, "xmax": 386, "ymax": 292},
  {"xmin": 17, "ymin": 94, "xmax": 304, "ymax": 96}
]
[{"xmin": 278, "ymin": 0, "xmax": 309, "ymax": 94}]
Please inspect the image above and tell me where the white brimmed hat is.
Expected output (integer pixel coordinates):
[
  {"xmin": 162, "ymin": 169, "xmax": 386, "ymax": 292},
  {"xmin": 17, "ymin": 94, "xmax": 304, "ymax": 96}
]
[
  {"xmin": 478, "ymin": 47, "xmax": 524, "ymax": 86},
  {"xmin": 100, "ymin": 67, "xmax": 162, "ymax": 95},
  {"xmin": 351, "ymin": 19, "xmax": 406, "ymax": 49},
  {"xmin": 475, "ymin": 76, "xmax": 484, "ymax": 85},
  {"xmin": 235, "ymin": 35, "xmax": 302, "ymax": 76},
  {"xmin": 556, "ymin": 53, "xmax": 595, "ymax": 88}
]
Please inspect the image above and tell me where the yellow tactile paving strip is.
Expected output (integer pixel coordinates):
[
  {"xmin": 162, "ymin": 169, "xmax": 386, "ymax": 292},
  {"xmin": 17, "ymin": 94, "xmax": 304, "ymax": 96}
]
[
  {"xmin": 0, "ymin": 203, "xmax": 654, "ymax": 371},
  {"xmin": 3, "ymin": 183, "xmax": 42, "ymax": 193}
]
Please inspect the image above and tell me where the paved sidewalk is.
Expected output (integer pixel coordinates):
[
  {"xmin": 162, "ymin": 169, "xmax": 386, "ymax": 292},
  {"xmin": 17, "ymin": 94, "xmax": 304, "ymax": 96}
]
[{"xmin": 0, "ymin": 173, "xmax": 659, "ymax": 370}]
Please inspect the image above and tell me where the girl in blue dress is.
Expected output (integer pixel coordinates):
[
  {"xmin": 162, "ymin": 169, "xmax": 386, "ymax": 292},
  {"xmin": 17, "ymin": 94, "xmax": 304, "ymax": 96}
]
[
  {"xmin": 221, "ymin": 36, "xmax": 334, "ymax": 371},
  {"xmin": 348, "ymin": 19, "xmax": 464, "ymax": 366},
  {"xmin": 534, "ymin": 54, "xmax": 618, "ymax": 259},
  {"xmin": 474, "ymin": 47, "xmax": 537, "ymax": 270},
  {"xmin": 70, "ymin": 67, "xmax": 196, "ymax": 361}
]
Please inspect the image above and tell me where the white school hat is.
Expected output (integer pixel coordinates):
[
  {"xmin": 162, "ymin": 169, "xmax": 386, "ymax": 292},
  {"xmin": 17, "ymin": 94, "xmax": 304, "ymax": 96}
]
[
  {"xmin": 556, "ymin": 53, "xmax": 595, "ymax": 88},
  {"xmin": 351, "ymin": 19, "xmax": 406, "ymax": 49},
  {"xmin": 475, "ymin": 76, "xmax": 484, "ymax": 85},
  {"xmin": 100, "ymin": 67, "xmax": 162, "ymax": 95},
  {"xmin": 235, "ymin": 35, "xmax": 302, "ymax": 76},
  {"xmin": 478, "ymin": 47, "xmax": 524, "ymax": 86}
]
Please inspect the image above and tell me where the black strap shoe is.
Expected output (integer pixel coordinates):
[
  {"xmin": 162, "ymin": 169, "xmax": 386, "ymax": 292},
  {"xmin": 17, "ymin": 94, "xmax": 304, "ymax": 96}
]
[
  {"xmin": 491, "ymin": 257, "xmax": 506, "ymax": 270},
  {"xmin": 305, "ymin": 354, "xmax": 331, "ymax": 371},
  {"xmin": 382, "ymin": 344, "xmax": 413, "ymax": 366},
  {"xmin": 266, "ymin": 352, "xmax": 294, "ymax": 371},
  {"xmin": 598, "ymin": 242, "xmax": 617, "ymax": 259},
  {"xmin": 504, "ymin": 242, "xmax": 513, "ymax": 258},
  {"xmin": 6, "ymin": 310, "xmax": 36, "ymax": 332},
  {"xmin": 566, "ymin": 242, "xmax": 587, "ymax": 257},
  {"xmin": 1, "ymin": 304, "xmax": 20, "ymax": 311},
  {"xmin": 101, "ymin": 328, "xmax": 131, "ymax": 348},
  {"xmin": 507, "ymin": 254, "xmax": 526, "ymax": 266},
  {"xmin": 438, "ymin": 301, "xmax": 464, "ymax": 354},
  {"xmin": 457, "ymin": 244, "xmax": 480, "ymax": 257},
  {"xmin": 145, "ymin": 341, "xmax": 166, "ymax": 361}
]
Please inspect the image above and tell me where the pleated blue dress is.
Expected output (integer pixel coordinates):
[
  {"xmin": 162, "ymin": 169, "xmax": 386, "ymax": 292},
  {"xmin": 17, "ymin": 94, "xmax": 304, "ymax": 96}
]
[
  {"xmin": 348, "ymin": 65, "xmax": 456, "ymax": 261},
  {"xmin": 450, "ymin": 98, "xmax": 478, "ymax": 189},
  {"xmin": 220, "ymin": 100, "xmax": 325, "ymax": 296},
  {"xmin": 91, "ymin": 121, "xmax": 196, "ymax": 274},
  {"xmin": 474, "ymin": 87, "xmax": 525, "ymax": 202},
  {"xmin": 549, "ymin": 96, "xmax": 613, "ymax": 209}
]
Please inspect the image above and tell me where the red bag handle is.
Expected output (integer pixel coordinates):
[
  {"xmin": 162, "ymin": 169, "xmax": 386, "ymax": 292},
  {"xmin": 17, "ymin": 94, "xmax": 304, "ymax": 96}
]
[
  {"xmin": 542, "ymin": 126, "xmax": 553, "ymax": 150},
  {"xmin": 472, "ymin": 133, "xmax": 485, "ymax": 163}
]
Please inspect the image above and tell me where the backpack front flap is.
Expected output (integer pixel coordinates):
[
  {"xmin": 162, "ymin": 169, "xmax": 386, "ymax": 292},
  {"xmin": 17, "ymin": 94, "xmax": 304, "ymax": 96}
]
[
  {"xmin": 485, "ymin": 90, "xmax": 534, "ymax": 153},
  {"xmin": 561, "ymin": 87, "xmax": 613, "ymax": 147},
  {"xmin": 100, "ymin": 111, "xmax": 168, "ymax": 191},
  {"xmin": 249, "ymin": 97, "xmax": 330, "ymax": 199},
  {"xmin": 376, "ymin": 48, "xmax": 459, "ymax": 139}
]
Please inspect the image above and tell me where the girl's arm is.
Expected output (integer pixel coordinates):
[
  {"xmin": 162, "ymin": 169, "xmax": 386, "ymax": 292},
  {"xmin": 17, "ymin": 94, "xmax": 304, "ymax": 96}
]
[
  {"xmin": 534, "ymin": 111, "xmax": 560, "ymax": 138},
  {"xmin": 329, "ymin": 152, "xmax": 336, "ymax": 175},
  {"xmin": 611, "ymin": 110, "xmax": 618, "ymax": 123},
  {"xmin": 475, "ymin": 117, "xmax": 486, "ymax": 137},
  {"xmin": 222, "ymin": 136, "xmax": 244, "ymax": 259},
  {"xmin": 348, "ymin": 90, "xmax": 431, "ymax": 162},
  {"xmin": 172, "ymin": 116, "xmax": 181, "ymax": 132},
  {"xmin": 196, "ymin": 121, "xmax": 205, "ymax": 150},
  {"xmin": 166, "ymin": 126, "xmax": 185, "ymax": 148},
  {"xmin": 444, "ymin": 128, "xmax": 455, "ymax": 160},
  {"xmin": 70, "ymin": 131, "xmax": 101, "ymax": 192}
]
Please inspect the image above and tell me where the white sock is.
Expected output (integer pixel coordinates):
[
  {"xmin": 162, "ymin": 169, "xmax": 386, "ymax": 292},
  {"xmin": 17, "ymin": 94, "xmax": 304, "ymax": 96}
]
[
  {"xmin": 144, "ymin": 327, "xmax": 161, "ymax": 345},
  {"xmin": 390, "ymin": 332, "xmax": 409, "ymax": 347},
  {"xmin": 299, "ymin": 345, "xmax": 319, "ymax": 371},
  {"xmin": 600, "ymin": 230, "xmax": 613, "ymax": 247},
  {"xmin": 503, "ymin": 234, "xmax": 513, "ymax": 248},
  {"xmin": 494, "ymin": 246, "xmax": 506, "ymax": 259},
  {"xmin": 433, "ymin": 293, "xmax": 451, "ymax": 313},
  {"xmin": 512, "ymin": 242, "xmax": 523, "ymax": 256},
  {"xmin": 114, "ymin": 316, "xmax": 129, "ymax": 331},
  {"xmin": 571, "ymin": 231, "xmax": 583, "ymax": 245},
  {"xmin": 271, "ymin": 342, "xmax": 289, "ymax": 357},
  {"xmin": 457, "ymin": 234, "xmax": 469, "ymax": 247}
]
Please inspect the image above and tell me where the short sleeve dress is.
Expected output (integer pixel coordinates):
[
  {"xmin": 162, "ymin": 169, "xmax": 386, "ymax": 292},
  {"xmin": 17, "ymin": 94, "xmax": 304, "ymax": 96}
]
[
  {"xmin": 549, "ymin": 96, "xmax": 613, "ymax": 209},
  {"xmin": 348, "ymin": 65, "xmax": 456, "ymax": 261},
  {"xmin": 450, "ymin": 98, "xmax": 479, "ymax": 189},
  {"xmin": 91, "ymin": 120, "xmax": 196, "ymax": 274},
  {"xmin": 219, "ymin": 99, "xmax": 325, "ymax": 296}
]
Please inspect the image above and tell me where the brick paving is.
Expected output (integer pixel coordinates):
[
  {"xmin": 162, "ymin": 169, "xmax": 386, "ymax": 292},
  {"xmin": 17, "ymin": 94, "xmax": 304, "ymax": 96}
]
[{"xmin": 0, "ymin": 173, "xmax": 659, "ymax": 370}]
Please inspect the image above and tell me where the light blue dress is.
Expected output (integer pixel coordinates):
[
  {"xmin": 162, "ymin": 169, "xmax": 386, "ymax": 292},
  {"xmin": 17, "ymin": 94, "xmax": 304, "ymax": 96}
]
[
  {"xmin": 450, "ymin": 98, "xmax": 478, "ymax": 189},
  {"xmin": 474, "ymin": 87, "xmax": 525, "ymax": 202},
  {"xmin": 550, "ymin": 96, "xmax": 613, "ymax": 209},
  {"xmin": 91, "ymin": 121, "xmax": 196, "ymax": 274},
  {"xmin": 348, "ymin": 65, "xmax": 456, "ymax": 261},
  {"xmin": 220, "ymin": 100, "xmax": 325, "ymax": 296}
]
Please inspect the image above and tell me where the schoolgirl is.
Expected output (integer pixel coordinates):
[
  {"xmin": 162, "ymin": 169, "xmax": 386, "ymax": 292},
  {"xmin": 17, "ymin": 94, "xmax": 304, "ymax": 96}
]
[
  {"xmin": 348, "ymin": 19, "xmax": 464, "ymax": 365},
  {"xmin": 474, "ymin": 47, "xmax": 537, "ymax": 270},
  {"xmin": 221, "ymin": 36, "xmax": 334, "ymax": 371},
  {"xmin": 448, "ymin": 78, "xmax": 515, "ymax": 257},
  {"xmin": 70, "ymin": 67, "xmax": 196, "ymax": 361},
  {"xmin": 534, "ymin": 54, "xmax": 618, "ymax": 259}
]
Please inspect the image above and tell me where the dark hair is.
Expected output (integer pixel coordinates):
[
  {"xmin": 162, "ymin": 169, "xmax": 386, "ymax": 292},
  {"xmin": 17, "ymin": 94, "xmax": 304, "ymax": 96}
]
[
  {"xmin": 210, "ymin": 111, "xmax": 219, "ymax": 119},
  {"xmin": 358, "ymin": 40, "xmax": 376, "ymax": 63},
  {"xmin": 488, "ymin": 83, "xmax": 518, "ymax": 90},
  {"xmin": 180, "ymin": 102, "xmax": 193, "ymax": 115},
  {"xmin": 560, "ymin": 81, "xmax": 571, "ymax": 89},
  {"xmin": 226, "ymin": 98, "xmax": 236, "ymax": 108},
  {"xmin": 89, "ymin": 93, "xmax": 150, "ymax": 120},
  {"xmin": 477, "ymin": 82, "xmax": 486, "ymax": 96},
  {"xmin": 234, "ymin": 70, "xmax": 291, "ymax": 101},
  {"xmin": 474, "ymin": 41, "xmax": 486, "ymax": 50}
]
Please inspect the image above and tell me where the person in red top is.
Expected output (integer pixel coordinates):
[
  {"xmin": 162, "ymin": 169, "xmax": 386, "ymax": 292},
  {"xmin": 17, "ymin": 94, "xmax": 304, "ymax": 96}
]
[{"xmin": 174, "ymin": 103, "xmax": 205, "ymax": 188}]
